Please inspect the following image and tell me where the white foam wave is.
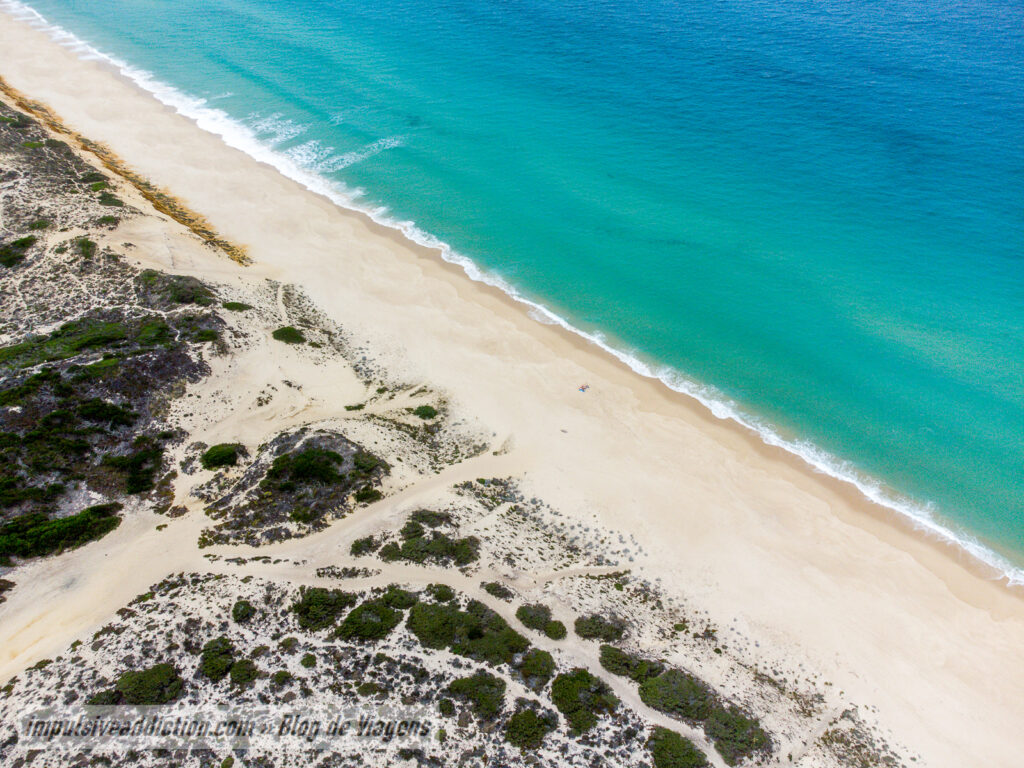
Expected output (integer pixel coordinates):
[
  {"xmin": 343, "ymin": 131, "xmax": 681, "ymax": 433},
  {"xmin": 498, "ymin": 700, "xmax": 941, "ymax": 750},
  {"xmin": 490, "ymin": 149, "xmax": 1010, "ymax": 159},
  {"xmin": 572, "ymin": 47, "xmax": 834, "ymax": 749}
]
[{"xmin": 6, "ymin": 0, "xmax": 1023, "ymax": 586}]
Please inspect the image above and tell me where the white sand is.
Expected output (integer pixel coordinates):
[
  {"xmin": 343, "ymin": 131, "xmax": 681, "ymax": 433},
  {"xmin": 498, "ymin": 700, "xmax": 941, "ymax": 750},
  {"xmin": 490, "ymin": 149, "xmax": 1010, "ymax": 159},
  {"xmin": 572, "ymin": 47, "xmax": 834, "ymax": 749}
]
[{"xmin": 2, "ymin": 9, "xmax": 1024, "ymax": 766}]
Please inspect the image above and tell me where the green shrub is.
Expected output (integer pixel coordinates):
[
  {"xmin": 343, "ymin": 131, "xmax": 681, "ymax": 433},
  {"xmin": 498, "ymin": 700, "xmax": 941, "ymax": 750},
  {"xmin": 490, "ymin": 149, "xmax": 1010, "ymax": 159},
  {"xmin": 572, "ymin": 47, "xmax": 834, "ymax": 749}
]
[
  {"xmin": 380, "ymin": 530, "xmax": 479, "ymax": 566},
  {"xmin": 517, "ymin": 649, "xmax": 555, "ymax": 688},
  {"xmin": 639, "ymin": 669, "xmax": 714, "ymax": 722},
  {"xmin": 409, "ymin": 509, "xmax": 452, "ymax": 527},
  {"xmin": 266, "ymin": 447, "xmax": 344, "ymax": 487},
  {"xmin": 75, "ymin": 238, "xmax": 96, "ymax": 258},
  {"xmin": 648, "ymin": 727, "xmax": 708, "ymax": 768},
  {"xmin": 231, "ymin": 599, "xmax": 256, "ymax": 624},
  {"xmin": 426, "ymin": 583, "xmax": 455, "ymax": 602},
  {"xmin": 28, "ymin": 220, "xmax": 50, "ymax": 230},
  {"xmin": 300, "ymin": 653, "xmax": 316, "ymax": 668},
  {"xmin": 201, "ymin": 443, "xmax": 242, "ymax": 470},
  {"xmin": 516, "ymin": 604, "xmax": 551, "ymax": 632},
  {"xmin": 222, "ymin": 301, "xmax": 253, "ymax": 311},
  {"xmin": 98, "ymin": 215, "xmax": 119, "ymax": 226},
  {"xmin": 272, "ymin": 670, "xmax": 293, "ymax": 687},
  {"xmin": 0, "ymin": 235, "xmax": 37, "ymax": 267},
  {"xmin": 353, "ymin": 451, "xmax": 382, "ymax": 473},
  {"xmin": 505, "ymin": 706, "xmax": 557, "ymax": 751},
  {"xmin": 0, "ymin": 503, "xmax": 122, "ymax": 559},
  {"xmin": 98, "ymin": 191, "xmax": 123, "ymax": 207},
  {"xmin": 90, "ymin": 181, "xmax": 108, "ymax": 191},
  {"xmin": 407, "ymin": 600, "xmax": 528, "ymax": 666},
  {"xmin": 438, "ymin": 698, "xmax": 455, "ymax": 717},
  {"xmin": 448, "ymin": 670, "xmax": 505, "ymax": 720},
  {"xmin": 411, "ymin": 405, "xmax": 438, "ymax": 420},
  {"xmin": 229, "ymin": 659, "xmax": 258, "ymax": 687},
  {"xmin": 354, "ymin": 485, "xmax": 382, "ymax": 503},
  {"xmin": 575, "ymin": 614, "xmax": 626, "ymax": 643},
  {"xmin": 335, "ymin": 598, "xmax": 402, "ymax": 641},
  {"xmin": 200, "ymin": 637, "xmax": 235, "ymax": 682},
  {"xmin": 599, "ymin": 645, "xmax": 664, "ymax": 682},
  {"xmin": 703, "ymin": 706, "xmax": 770, "ymax": 766},
  {"xmin": 400, "ymin": 520, "xmax": 425, "ymax": 540},
  {"xmin": 350, "ymin": 536, "xmax": 378, "ymax": 556},
  {"xmin": 97, "ymin": 663, "xmax": 184, "ymax": 704},
  {"xmin": 380, "ymin": 586, "xmax": 418, "ymax": 609},
  {"xmin": 482, "ymin": 581, "xmax": 513, "ymax": 601},
  {"xmin": 291, "ymin": 587, "xmax": 356, "ymax": 631},
  {"xmin": 545, "ymin": 620, "xmax": 567, "ymax": 640},
  {"xmin": 271, "ymin": 326, "xmax": 305, "ymax": 344},
  {"xmin": 550, "ymin": 669, "xmax": 617, "ymax": 733},
  {"xmin": 193, "ymin": 329, "xmax": 219, "ymax": 343}
]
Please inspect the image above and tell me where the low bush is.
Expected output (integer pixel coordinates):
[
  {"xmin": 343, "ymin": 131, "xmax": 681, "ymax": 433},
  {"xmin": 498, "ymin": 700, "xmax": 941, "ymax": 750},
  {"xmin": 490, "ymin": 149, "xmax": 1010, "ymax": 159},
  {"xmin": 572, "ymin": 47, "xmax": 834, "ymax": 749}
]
[
  {"xmin": 411, "ymin": 405, "xmax": 438, "ymax": 420},
  {"xmin": 426, "ymin": 583, "xmax": 455, "ymax": 602},
  {"xmin": 639, "ymin": 669, "xmax": 714, "ymax": 722},
  {"xmin": 599, "ymin": 645, "xmax": 664, "ymax": 682},
  {"xmin": 271, "ymin": 326, "xmax": 305, "ymax": 344},
  {"xmin": 291, "ymin": 587, "xmax": 356, "ymax": 631},
  {"xmin": 266, "ymin": 447, "xmax": 345, "ymax": 488},
  {"xmin": 448, "ymin": 670, "xmax": 505, "ymax": 720},
  {"xmin": 300, "ymin": 653, "xmax": 317, "ymax": 668},
  {"xmin": 200, "ymin": 637, "xmax": 236, "ymax": 682},
  {"xmin": 517, "ymin": 648, "xmax": 555, "ymax": 688},
  {"xmin": 103, "ymin": 438, "xmax": 163, "ymax": 494},
  {"xmin": 409, "ymin": 509, "xmax": 451, "ymax": 527},
  {"xmin": 648, "ymin": 727, "xmax": 708, "ymax": 768},
  {"xmin": 229, "ymin": 659, "xmax": 258, "ymax": 687},
  {"xmin": 704, "ymin": 706, "xmax": 770, "ymax": 766},
  {"xmin": 407, "ymin": 600, "xmax": 528, "ymax": 666},
  {"xmin": 380, "ymin": 586, "xmax": 418, "ymax": 609},
  {"xmin": 574, "ymin": 614, "xmax": 626, "ymax": 643},
  {"xmin": 505, "ymin": 706, "xmax": 556, "ymax": 751},
  {"xmin": 350, "ymin": 536, "xmax": 378, "ymax": 556},
  {"xmin": 201, "ymin": 443, "xmax": 242, "ymax": 470},
  {"xmin": 354, "ymin": 485, "xmax": 382, "ymax": 503},
  {"xmin": 545, "ymin": 620, "xmax": 567, "ymax": 640},
  {"xmin": 222, "ymin": 301, "xmax": 253, "ymax": 312},
  {"xmin": 379, "ymin": 529, "xmax": 479, "ymax": 566},
  {"xmin": 550, "ymin": 668, "xmax": 617, "ymax": 734},
  {"xmin": 516, "ymin": 604, "xmax": 565, "ymax": 640},
  {"xmin": 232, "ymin": 599, "xmax": 256, "ymax": 624},
  {"xmin": 0, "ymin": 503, "xmax": 122, "ymax": 560},
  {"xmin": 335, "ymin": 598, "xmax": 402, "ymax": 641},
  {"xmin": 91, "ymin": 663, "xmax": 184, "ymax": 705},
  {"xmin": 482, "ymin": 581, "xmax": 513, "ymax": 601}
]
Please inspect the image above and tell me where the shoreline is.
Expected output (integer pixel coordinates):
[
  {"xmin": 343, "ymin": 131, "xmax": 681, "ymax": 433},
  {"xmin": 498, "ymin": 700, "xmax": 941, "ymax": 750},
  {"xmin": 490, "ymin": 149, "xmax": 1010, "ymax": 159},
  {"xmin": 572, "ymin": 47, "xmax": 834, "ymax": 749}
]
[
  {"xmin": 3, "ymin": 5, "xmax": 1024, "ymax": 765},
  {"xmin": 3, "ymin": 0, "xmax": 1022, "ymax": 593}
]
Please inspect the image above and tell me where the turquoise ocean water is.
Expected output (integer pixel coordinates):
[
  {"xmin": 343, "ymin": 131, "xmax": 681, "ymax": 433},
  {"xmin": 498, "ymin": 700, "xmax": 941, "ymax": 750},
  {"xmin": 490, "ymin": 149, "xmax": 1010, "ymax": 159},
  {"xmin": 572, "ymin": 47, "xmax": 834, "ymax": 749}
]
[{"xmin": 8, "ymin": 0, "xmax": 1023, "ymax": 578}]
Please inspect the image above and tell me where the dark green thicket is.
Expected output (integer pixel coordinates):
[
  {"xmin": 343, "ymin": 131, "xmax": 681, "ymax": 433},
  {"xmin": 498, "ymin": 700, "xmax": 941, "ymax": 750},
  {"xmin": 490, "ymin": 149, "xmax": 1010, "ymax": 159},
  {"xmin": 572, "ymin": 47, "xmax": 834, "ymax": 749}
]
[
  {"xmin": 350, "ymin": 535, "xmax": 379, "ymax": 556},
  {"xmin": 201, "ymin": 443, "xmax": 242, "ymax": 470},
  {"xmin": 335, "ymin": 598, "xmax": 403, "ymax": 641},
  {"xmin": 704, "ymin": 706, "xmax": 771, "ymax": 766},
  {"xmin": 380, "ymin": 586, "xmax": 419, "ymax": 609},
  {"xmin": 90, "ymin": 663, "xmax": 184, "ymax": 705},
  {"xmin": 426, "ymin": 583, "xmax": 455, "ymax": 602},
  {"xmin": 378, "ymin": 524, "xmax": 479, "ymax": 567},
  {"xmin": 599, "ymin": 645, "xmax": 664, "ymax": 683},
  {"xmin": 517, "ymin": 649, "xmax": 555, "ymax": 688},
  {"xmin": 291, "ymin": 587, "xmax": 357, "ymax": 631},
  {"xmin": 200, "ymin": 637, "xmax": 236, "ymax": 682},
  {"xmin": 448, "ymin": 670, "xmax": 506, "ymax": 721},
  {"xmin": 639, "ymin": 669, "xmax": 714, "ymax": 722},
  {"xmin": 232, "ymin": 599, "xmax": 256, "ymax": 624},
  {"xmin": 0, "ymin": 235, "xmax": 36, "ymax": 267},
  {"xmin": 229, "ymin": 659, "xmax": 259, "ymax": 687},
  {"xmin": 482, "ymin": 581, "xmax": 514, "ymax": 601},
  {"xmin": 648, "ymin": 727, "xmax": 709, "ymax": 768},
  {"xmin": 516, "ymin": 603, "xmax": 566, "ymax": 640},
  {"xmin": 0, "ymin": 503, "xmax": 121, "ymax": 561},
  {"xmin": 411, "ymin": 405, "xmax": 437, "ymax": 420},
  {"xmin": 271, "ymin": 326, "xmax": 305, "ymax": 344},
  {"xmin": 407, "ymin": 599, "xmax": 529, "ymax": 666},
  {"xmin": 504, "ymin": 706, "xmax": 557, "ymax": 751},
  {"xmin": 265, "ymin": 447, "xmax": 345, "ymax": 489},
  {"xmin": 136, "ymin": 270, "xmax": 214, "ymax": 307},
  {"xmin": 550, "ymin": 668, "xmax": 618, "ymax": 734},
  {"xmin": 575, "ymin": 614, "xmax": 626, "ymax": 643}
]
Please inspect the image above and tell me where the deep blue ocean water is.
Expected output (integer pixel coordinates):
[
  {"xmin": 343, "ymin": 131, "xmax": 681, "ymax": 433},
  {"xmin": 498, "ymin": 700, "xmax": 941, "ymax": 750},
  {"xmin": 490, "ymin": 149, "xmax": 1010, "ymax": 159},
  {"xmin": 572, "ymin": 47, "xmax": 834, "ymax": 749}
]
[{"xmin": 11, "ymin": 0, "xmax": 1024, "ymax": 576}]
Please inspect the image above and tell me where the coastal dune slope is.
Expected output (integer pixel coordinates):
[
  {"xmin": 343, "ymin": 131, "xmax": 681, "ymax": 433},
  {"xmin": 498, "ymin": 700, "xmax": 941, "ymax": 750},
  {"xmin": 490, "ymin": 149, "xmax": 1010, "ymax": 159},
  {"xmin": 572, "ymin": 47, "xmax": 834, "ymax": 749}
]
[{"xmin": 1, "ymin": 8, "xmax": 1023, "ymax": 767}]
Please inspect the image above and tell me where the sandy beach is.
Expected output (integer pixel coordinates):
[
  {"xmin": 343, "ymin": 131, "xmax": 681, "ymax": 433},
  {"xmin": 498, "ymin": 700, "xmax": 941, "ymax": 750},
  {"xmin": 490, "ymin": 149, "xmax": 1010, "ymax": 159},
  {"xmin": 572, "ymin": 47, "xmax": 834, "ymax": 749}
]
[{"xmin": 1, "ymin": 7, "xmax": 1023, "ymax": 766}]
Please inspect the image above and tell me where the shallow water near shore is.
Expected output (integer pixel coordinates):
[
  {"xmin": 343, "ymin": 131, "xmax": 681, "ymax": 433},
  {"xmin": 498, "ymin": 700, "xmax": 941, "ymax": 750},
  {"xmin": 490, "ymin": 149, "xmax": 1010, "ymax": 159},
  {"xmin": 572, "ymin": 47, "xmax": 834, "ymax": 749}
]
[{"xmin": 9, "ymin": 0, "xmax": 1024, "ymax": 577}]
